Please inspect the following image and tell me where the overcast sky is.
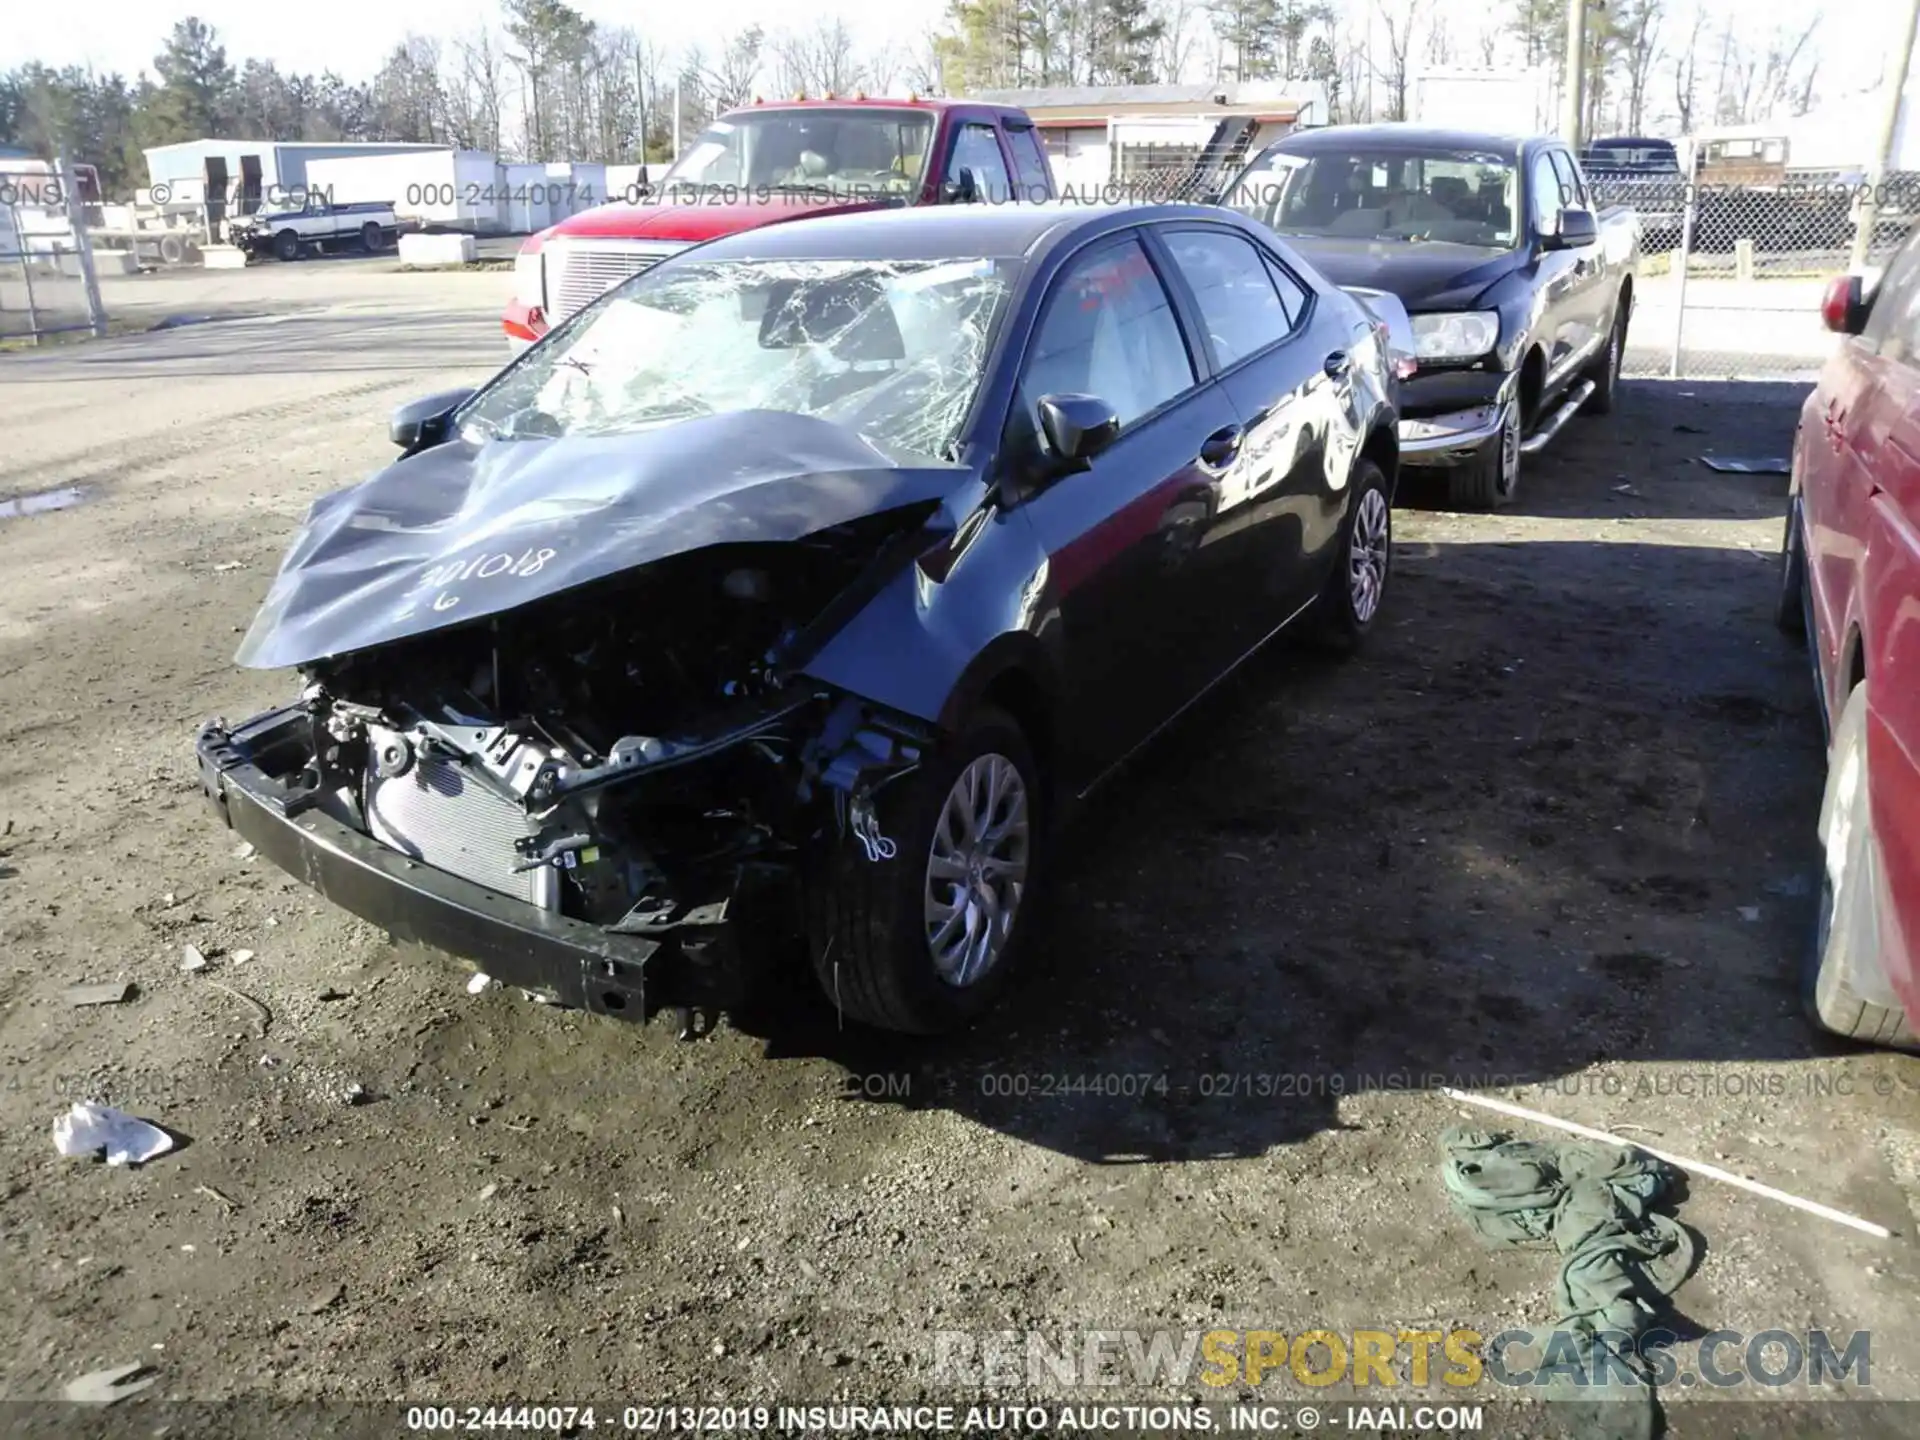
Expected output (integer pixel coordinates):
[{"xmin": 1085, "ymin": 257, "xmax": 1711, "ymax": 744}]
[{"xmin": 9, "ymin": 0, "xmax": 1885, "ymax": 103}]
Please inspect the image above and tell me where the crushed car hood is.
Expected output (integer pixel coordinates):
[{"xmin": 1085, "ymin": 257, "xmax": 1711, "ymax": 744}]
[{"xmin": 236, "ymin": 410, "xmax": 967, "ymax": 671}]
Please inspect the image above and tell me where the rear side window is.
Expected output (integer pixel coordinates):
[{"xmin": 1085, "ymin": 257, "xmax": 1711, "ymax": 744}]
[
  {"xmin": 1263, "ymin": 256, "xmax": 1312, "ymax": 328},
  {"xmin": 1162, "ymin": 228, "xmax": 1301, "ymax": 368},
  {"xmin": 1022, "ymin": 236, "xmax": 1196, "ymax": 429},
  {"xmin": 1005, "ymin": 125, "xmax": 1053, "ymax": 201}
]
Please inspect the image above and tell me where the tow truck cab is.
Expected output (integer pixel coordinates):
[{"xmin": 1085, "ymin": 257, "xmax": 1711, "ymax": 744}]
[{"xmin": 503, "ymin": 96, "xmax": 1055, "ymax": 350}]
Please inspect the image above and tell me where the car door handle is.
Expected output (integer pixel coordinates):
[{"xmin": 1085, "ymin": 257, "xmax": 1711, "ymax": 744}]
[
  {"xmin": 1323, "ymin": 351, "xmax": 1351, "ymax": 378},
  {"xmin": 1198, "ymin": 425, "xmax": 1244, "ymax": 471}
]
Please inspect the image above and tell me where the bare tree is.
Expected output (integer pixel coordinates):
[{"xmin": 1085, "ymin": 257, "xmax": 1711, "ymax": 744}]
[
  {"xmin": 1476, "ymin": 22, "xmax": 1500, "ymax": 68},
  {"xmin": 1151, "ymin": 0, "xmax": 1205, "ymax": 83},
  {"xmin": 702, "ymin": 27, "xmax": 764, "ymax": 112},
  {"xmin": 1375, "ymin": 0, "xmax": 1423, "ymax": 122},
  {"xmin": 1671, "ymin": 7, "xmax": 1703, "ymax": 135},
  {"xmin": 449, "ymin": 27, "xmax": 506, "ymax": 155},
  {"xmin": 1616, "ymin": 0, "xmax": 1663, "ymax": 135},
  {"xmin": 772, "ymin": 19, "xmax": 867, "ymax": 97}
]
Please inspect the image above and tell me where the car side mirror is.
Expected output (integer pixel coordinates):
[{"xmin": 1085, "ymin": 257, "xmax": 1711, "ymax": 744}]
[
  {"xmin": 390, "ymin": 388, "xmax": 477, "ymax": 451},
  {"xmin": 940, "ymin": 166, "xmax": 979, "ymax": 204},
  {"xmin": 1821, "ymin": 274, "xmax": 1870, "ymax": 335},
  {"xmin": 1544, "ymin": 207, "xmax": 1598, "ymax": 250},
  {"xmin": 1037, "ymin": 393, "xmax": 1120, "ymax": 469}
]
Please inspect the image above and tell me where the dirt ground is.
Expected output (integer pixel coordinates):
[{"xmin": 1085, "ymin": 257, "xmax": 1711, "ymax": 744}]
[{"xmin": 2, "ymin": 297, "xmax": 1918, "ymax": 1438}]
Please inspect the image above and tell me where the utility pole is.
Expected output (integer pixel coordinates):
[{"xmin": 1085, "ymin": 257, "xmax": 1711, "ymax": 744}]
[
  {"xmin": 1850, "ymin": 0, "xmax": 1920, "ymax": 271},
  {"xmin": 1562, "ymin": 0, "xmax": 1588, "ymax": 151}
]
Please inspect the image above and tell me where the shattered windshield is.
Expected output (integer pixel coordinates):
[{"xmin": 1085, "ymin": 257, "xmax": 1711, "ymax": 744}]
[
  {"xmin": 1229, "ymin": 148, "xmax": 1520, "ymax": 249},
  {"xmin": 660, "ymin": 108, "xmax": 936, "ymax": 199},
  {"xmin": 459, "ymin": 256, "xmax": 1017, "ymax": 460}
]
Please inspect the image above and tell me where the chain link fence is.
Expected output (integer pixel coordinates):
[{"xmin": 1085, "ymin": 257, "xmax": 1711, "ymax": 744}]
[
  {"xmin": 1, "ymin": 168, "xmax": 109, "ymax": 345},
  {"xmin": 1594, "ymin": 171, "xmax": 1920, "ymax": 382}
]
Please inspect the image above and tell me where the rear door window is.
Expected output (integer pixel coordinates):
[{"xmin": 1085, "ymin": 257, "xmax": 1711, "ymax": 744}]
[{"xmin": 1161, "ymin": 228, "xmax": 1300, "ymax": 368}]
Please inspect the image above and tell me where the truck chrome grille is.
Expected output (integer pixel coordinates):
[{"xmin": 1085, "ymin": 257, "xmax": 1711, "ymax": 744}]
[
  {"xmin": 365, "ymin": 749, "xmax": 542, "ymax": 904},
  {"xmin": 549, "ymin": 241, "xmax": 685, "ymax": 321}
]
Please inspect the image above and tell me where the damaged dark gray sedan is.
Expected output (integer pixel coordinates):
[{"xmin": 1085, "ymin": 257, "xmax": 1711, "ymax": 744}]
[{"xmin": 196, "ymin": 203, "xmax": 1399, "ymax": 1035}]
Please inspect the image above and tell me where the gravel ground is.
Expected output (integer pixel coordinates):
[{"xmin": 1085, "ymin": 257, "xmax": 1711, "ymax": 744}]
[{"xmin": 1, "ymin": 298, "xmax": 1917, "ymax": 1438}]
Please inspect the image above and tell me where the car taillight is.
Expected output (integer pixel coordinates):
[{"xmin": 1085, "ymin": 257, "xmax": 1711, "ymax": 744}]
[{"xmin": 514, "ymin": 233, "xmax": 547, "ymax": 311}]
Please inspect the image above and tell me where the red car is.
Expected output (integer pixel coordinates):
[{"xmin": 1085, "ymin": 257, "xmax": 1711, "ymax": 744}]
[
  {"xmin": 504, "ymin": 96, "xmax": 1054, "ymax": 351},
  {"xmin": 1777, "ymin": 243, "xmax": 1920, "ymax": 1050}
]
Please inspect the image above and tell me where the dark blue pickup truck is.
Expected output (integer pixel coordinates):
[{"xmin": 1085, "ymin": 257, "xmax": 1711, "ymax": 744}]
[{"xmin": 1224, "ymin": 124, "xmax": 1640, "ymax": 509}]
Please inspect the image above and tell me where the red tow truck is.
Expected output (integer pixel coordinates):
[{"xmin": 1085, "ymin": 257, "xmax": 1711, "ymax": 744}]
[{"xmin": 504, "ymin": 96, "xmax": 1057, "ymax": 351}]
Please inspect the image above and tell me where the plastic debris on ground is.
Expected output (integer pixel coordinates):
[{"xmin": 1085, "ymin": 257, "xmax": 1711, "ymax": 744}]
[
  {"xmin": 52, "ymin": 1102, "xmax": 176, "ymax": 1167},
  {"xmin": 63, "ymin": 1362, "xmax": 157, "ymax": 1404},
  {"xmin": 65, "ymin": 982, "xmax": 134, "ymax": 1007},
  {"xmin": 179, "ymin": 944, "xmax": 208, "ymax": 973},
  {"xmin": 1699, "ymin": 455, "xmax": 1790, "ymax": 475},
  {"xmin": 467, "ymin": 972, "xmax": 495, "ymax": 994}
]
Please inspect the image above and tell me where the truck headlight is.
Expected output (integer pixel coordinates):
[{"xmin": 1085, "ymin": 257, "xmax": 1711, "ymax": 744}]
[{"xmin": 1411, "ymin": 311, "xmax": 1499, "ymax": 362}]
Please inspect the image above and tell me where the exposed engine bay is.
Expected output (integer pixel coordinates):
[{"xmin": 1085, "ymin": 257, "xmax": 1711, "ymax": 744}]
[{"xmin": 219, "ymin": 523, "xmax": 936, "ymax": 1024}]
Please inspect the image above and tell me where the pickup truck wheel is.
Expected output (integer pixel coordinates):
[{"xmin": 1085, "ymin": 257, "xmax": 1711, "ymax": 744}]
[
  {"xmin": 1776, "ymin": 494, "xmax": 1808, "ymax": 640},
  {"xmin": 360, "ymin": 221, "xmax": 385, "ymax": 252},
  {"xmin": 1311, "ymin": 459, "xmax": 1391, "ymax": 652},
  {"xmin": 1804, "ymin": 683, "xmax": 1920, "ymax": 1051},
  {"xmin": 1447, "ymin": 398, "xmax": 1521, "ymax": 510},
  {"xmin": 273, "ymin": 230, "xmax": 300, "ymax": 263},
  {"xmin": 1582, "ymin": 306, "xmax": 1625, "ymax": 416},
  {"xmin": 807, "ymin": 706, "xmax": 1042, "ymax": 1034}
]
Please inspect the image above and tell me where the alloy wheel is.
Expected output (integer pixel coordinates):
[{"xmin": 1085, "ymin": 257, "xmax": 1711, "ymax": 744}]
[
  {"xmin": 924, "ymin": 753, "xmax": 1031, "ymax": 987},
  {"xmin": 1348, "ymin": 488, "xmax": 1391, "ymax": 623}
]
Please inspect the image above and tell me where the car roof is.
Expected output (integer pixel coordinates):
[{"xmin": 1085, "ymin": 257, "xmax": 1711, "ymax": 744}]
[
  {"xmin": 686, "ymin": 202, "xmax": 1249, "ymax": 264},
  {"xmin": 1276, "ymin": 123, "xmax": 1527, "ymax": 160}
]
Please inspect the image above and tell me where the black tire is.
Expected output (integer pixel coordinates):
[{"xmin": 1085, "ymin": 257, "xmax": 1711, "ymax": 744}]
[
  {"xmin": 1312, "ymin": 458, "xmax": 1392, "ymax": 653},
  {"xmin": 807, "ymin": 706, "xmax": 1043, "ymax": 1034},
  {"xmin": 1447, "ymin": 396, "xmax": 1521, "ymax": 510},
  {"xmin": 361, "ymin": 221, "xmax": 384, "ymax": 252},
  {"xmin": 1804, "ymin": 683, "xmax": 1920, "ymax": 1051},
  {"xmin": 1776, "ymin": 493, "xmax": 1808, "ymax": 639},
  {"xmin": 1582, "ymin": 299, "xmax": 1626, "ymax": 416},
  {"xmin": 273, "ymin": 229, "xmax": 301, "ymax": 263},
  {"xmin": 157, "ymin": 234, "xmax": 185, "ymax": 266}
]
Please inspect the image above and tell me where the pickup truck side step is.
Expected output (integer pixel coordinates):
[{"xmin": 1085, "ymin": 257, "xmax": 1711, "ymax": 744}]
[{"xmin": 1519, "ymin": 381, "xmax": 1597, "ymax": 457}]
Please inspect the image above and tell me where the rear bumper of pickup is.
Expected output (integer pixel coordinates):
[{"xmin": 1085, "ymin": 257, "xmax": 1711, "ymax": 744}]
[{"xmin": 196, "ymin": 707, "xmax": 681, "ymax": 1022}]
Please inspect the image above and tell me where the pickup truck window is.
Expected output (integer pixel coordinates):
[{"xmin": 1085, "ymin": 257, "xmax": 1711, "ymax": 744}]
[
  {"xmin": 1864, "ymin": 228, "xmax": 1920, "ymax": 364},
  {"xmin": 1006, "ymin": 124, "xmax": 1053, "ymax": 200},
  {"xmin": 1529, "ymin": 151, "xmax": 1567, "ymax": 234},
  {"xmin": 949, "ymin": 124, "xmax": 1013, "ymax": 203},
  {"xmin": 1239, "ymin": 146, "xmax": 1518, "ymax": 250},
  {"xmin": 661, "ymin": 107, "xmax": 935, "ymax": 199},
  {"xmin": 1549, "ymin": 150, "xmax": 1590, "ymax": 211}
]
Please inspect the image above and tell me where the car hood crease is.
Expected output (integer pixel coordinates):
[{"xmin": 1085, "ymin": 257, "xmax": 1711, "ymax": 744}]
[{"xmin": 235, "ymin": 409, "xmax": 966, "ymax": 672}]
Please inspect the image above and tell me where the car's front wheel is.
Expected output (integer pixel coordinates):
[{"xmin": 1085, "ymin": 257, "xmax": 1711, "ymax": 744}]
[
  {"xmin": 1805, "ymin": 682, "xmax": 1919, "ymax": 1051},
  {"xmin": 273, "ymin": 230, "xmax": 300, "ymax": 263},
  {"xmin": 808, "ymin": 705, "xmax": 1042, "ymax": 1033}
]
